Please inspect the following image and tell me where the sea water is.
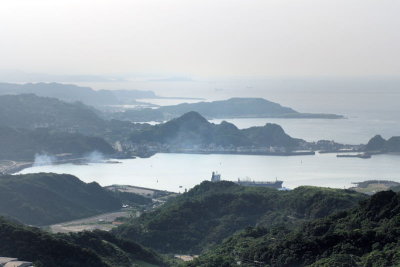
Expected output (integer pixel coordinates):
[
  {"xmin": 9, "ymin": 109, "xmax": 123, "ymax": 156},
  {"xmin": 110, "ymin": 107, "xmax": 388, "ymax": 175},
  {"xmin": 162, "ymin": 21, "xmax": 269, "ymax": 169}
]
[{"xmin": 18, "ymin": 152, "xmax": 400, "ymax": 192}]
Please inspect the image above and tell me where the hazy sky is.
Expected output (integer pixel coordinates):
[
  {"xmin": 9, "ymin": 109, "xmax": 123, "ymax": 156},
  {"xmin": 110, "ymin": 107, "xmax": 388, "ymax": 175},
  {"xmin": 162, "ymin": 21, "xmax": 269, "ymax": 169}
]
[{"xmin": 1, "ymin": 0, "xmax": 399, "ymax": 77}]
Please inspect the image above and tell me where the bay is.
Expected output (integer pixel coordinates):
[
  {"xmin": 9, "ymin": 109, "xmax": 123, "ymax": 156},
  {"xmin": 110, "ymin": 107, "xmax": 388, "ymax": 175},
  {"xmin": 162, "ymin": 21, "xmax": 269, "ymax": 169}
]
[{"xmin": 18, "ymin": 153, "xmax": 400, "ymax": 193}]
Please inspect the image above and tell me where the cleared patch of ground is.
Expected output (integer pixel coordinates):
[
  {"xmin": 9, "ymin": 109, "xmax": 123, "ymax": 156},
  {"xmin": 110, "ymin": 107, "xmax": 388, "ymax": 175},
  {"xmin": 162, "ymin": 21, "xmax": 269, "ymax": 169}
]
[
  {"xmin": 105, "ymin": 184, "xmax": 176, "ymax": 199},
  {"xmin": 174, "ymin": 255, "xmax": 198, "ymax": 262},
  {"xmin": 48, "ymin": 209, "xmax": 139, "ymax": 233},
  {"xmin": 47, "ymin": 184, "xmax": 177, "ymax": 233}
]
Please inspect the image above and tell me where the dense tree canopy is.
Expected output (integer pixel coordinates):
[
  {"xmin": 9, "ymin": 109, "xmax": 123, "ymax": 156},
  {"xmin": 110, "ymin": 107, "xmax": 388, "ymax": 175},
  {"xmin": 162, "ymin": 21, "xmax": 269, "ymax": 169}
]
[
  {"xmin": 114, "ymin": 181, "xmax": 365, "ymax": 254},
  {"xmin": 0, "ymin": 173, "xmax": 149, "ymax": 225},
  {"xmin": 130, "ymin": 112, "xmax": 302, "ymax": 148},
  {"xmin": 0, "ymin": 127, "xmax": 114, "ymax": 160},
  {"xmin": 189, "ymin": 190, "xmax": 400, "ymax": 267},
  {"xmin": 0, "ymin": 217, "xmax": 165, "ymax": 267}
]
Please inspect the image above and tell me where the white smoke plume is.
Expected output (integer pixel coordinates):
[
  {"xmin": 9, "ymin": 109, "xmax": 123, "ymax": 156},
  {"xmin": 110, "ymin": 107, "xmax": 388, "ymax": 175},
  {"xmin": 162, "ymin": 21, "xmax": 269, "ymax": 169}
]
[
  {"xmin": 84, "ymin": 151, "xmax": 105, "ymax": 163},
  {"xmin": 33, "ymin": 153, "xmax": 56, "ymax": 166}
]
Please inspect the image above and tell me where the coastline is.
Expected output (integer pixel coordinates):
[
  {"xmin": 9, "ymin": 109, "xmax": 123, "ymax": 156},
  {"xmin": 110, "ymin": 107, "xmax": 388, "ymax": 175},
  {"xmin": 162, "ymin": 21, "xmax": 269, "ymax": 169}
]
[
  {"xmin": 159, "ymin": 150, "xmax": 316, "ymax": 156},
  {"xmin": 205, "ymin": 113, "xmax": 345, "ymax": 120},
  {"xmin": 0, "ymin": 161, "xmax": 33, "ymax": 175}
]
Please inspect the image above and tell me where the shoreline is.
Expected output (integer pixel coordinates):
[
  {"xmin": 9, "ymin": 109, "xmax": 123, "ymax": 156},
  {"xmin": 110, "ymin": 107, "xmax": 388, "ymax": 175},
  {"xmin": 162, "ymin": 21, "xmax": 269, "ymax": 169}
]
[
  {"xmin": 160, "ymin": 150, "xmax": 316, "ymax": 156},
  {"xmin": 0, "ymin": 161, "xmax": 33, "ymax": 175}
]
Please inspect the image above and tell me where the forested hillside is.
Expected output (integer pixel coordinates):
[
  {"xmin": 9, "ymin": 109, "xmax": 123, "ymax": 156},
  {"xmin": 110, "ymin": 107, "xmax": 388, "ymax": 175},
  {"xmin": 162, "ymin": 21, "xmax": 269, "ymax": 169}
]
[
  {"xmin": 130, "ymin": 111, "xmax": 302, "ymax": 148},
  {"xmin": 0, "ymin": 173, "xmax": 149, "ymax": 225},
  {"xmin": 114, "ymin": 181, "xmax": 365, "ymax": 254},
  {"xmin": 0, "ymin": 127, "xmax": 114, "ymax": 160},
  {"xmin": 0, "ymin": 94, "xmax": 105, "ymax": 134},
  {"xmin": 0, "ymin": 217, "xmax": 165, "ymax": 267},
  {"xmin": 0, "ymin": 94, "xmax": 150, "ymax": 159},
  {"xmin": 189, "ymin": 190, "xmax": 400, "ymax": 267}
]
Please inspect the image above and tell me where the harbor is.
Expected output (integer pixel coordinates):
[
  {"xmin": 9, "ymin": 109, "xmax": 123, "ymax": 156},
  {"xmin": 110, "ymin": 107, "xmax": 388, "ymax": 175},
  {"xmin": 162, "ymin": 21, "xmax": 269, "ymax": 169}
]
[{"xmin": 17, "ymin": 152, "xmax": 400, "ymax": 193}]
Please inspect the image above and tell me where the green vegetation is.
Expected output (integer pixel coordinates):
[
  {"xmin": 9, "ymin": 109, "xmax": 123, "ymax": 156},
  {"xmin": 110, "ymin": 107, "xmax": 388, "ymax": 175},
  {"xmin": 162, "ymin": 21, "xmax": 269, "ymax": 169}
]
[
  {"xmin": 0, "ymin": 127, "xmax": 114, "ymax": 160},
  {"xmin": 116, "ymin": 98, "xmax": 343, "ymax": 122},
  {"xmin": 0, "ymin": 94, "xmax": 342, "ymax": 160},
  {"xmin": 130, "ymin": 111, "xmax": 302, "ymax": 148},
  {"xmin": 0, "ymin": 216, "xmax": 165, "ymax": 267},
  {"xmin": 366, "ymin": 135, "xmax": 400, "ymax": 152},
  {"xmin": 189, "ymin": 190, "xmax": 400, "ymax": 267},
  {"xmin": 0, "ymin": 173, "xmax": 149, "ymax": 225},
  {"xmin": 0, "ymin": 94, "xmax": 153, "ymax": 158},
  {"xmin": 160, "ymin": 98, "xmax": 298, "ymax": 119},
  {"xmin": 0, "ymin": 93, "xmax": 149, "ymax": 140},
  {"xmin": 114, "ymin": 181, "xmax": 365, "ymax": 254},
  {"xmin": 0, "ymin": 94, "xmax": 105, "ymax": 134}
]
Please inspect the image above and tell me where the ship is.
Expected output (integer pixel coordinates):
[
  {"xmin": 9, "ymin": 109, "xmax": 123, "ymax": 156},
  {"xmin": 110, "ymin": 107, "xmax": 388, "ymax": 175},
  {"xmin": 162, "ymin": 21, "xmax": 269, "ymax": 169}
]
[
  {"xmin": 336, "ymin": 153, "xmax": 371, "ymax": 159},
  {"xmin": 210, "ymin": 172, "xmax": 283, "ymax": 189}
]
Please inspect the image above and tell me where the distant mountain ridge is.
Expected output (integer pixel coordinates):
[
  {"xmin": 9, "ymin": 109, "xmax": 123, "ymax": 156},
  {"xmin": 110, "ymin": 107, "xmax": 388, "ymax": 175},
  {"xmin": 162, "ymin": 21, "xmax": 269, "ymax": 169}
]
[
  {"xmin": 116, "ymin": 97, "xmax": 344, "ymax": 122},
  {"xmin": 0, "ymin": 127, "xmax": 114, "ymax": 160},
  {"xmin": 130, "ymin": 111, "xmax": 302, "ymax": 148},
  {"xmin": 0, "ymin": 94, "xmax": 149, "ymax": 141},
  {"xmin": 161, "ymin": 97, "xmax": 297, "ymax": 118},
  {"xmin": 0, "ymin": 82, "xmax": 157, "ymax": 106},
  {"xmin": 0, "ymin": 94, "xmax": 143, "ymax": 161},
  {"xmin": 0, "ymin": 83, "xmax": 343, "ymax": 120},
  {"xmin": 0, "ymin": 94, "xmax": 105, "ymax": 133},
  {"xmin": 0, "ymin": 94, "xmax": 347, "ymax": 160}
]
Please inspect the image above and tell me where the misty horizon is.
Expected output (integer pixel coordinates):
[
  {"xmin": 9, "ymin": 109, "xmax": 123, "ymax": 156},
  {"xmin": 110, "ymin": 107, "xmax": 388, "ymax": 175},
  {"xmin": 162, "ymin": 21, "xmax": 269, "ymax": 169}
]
[{"xmin": 1, "ymin": 0, "xmax": 400, "ymax": 78}]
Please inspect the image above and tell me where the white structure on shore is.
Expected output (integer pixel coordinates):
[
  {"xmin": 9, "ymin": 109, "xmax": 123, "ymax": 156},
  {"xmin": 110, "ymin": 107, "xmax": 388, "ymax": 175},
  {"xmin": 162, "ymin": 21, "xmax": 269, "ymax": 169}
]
[{"xmin": 211, "ymin": 172, "xmax": 221, "ymax": 182}]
